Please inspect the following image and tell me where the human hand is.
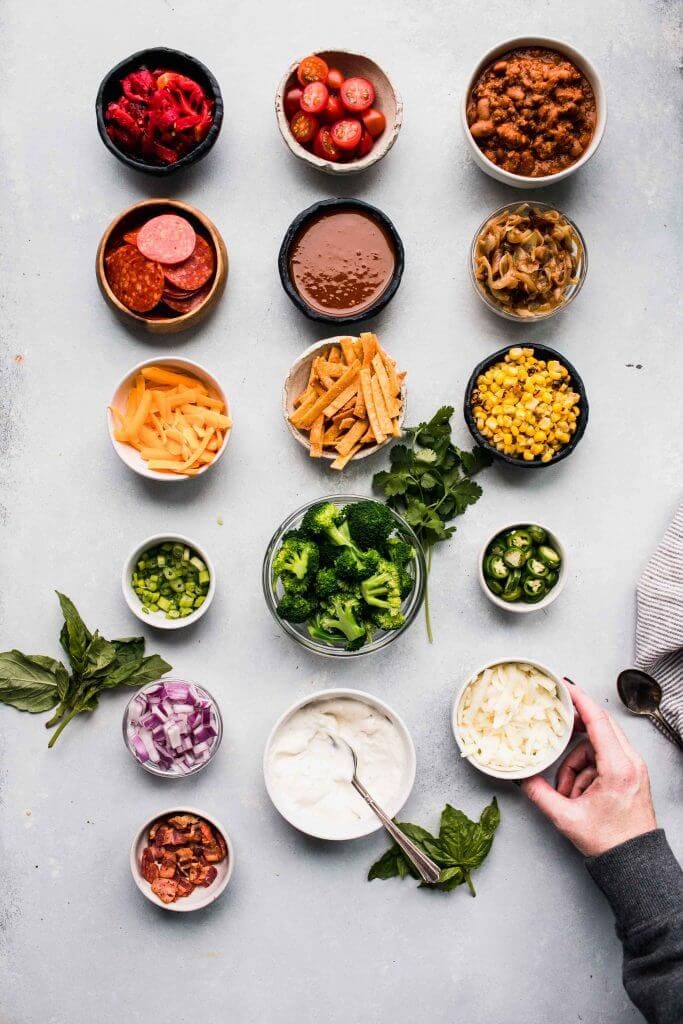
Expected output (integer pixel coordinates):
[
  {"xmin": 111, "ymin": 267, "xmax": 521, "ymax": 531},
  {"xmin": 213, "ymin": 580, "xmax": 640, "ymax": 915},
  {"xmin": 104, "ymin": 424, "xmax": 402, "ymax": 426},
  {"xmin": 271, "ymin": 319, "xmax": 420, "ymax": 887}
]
[{"xmin": 520, "ymin": 682, "xmax": 657, "ymax": 857}]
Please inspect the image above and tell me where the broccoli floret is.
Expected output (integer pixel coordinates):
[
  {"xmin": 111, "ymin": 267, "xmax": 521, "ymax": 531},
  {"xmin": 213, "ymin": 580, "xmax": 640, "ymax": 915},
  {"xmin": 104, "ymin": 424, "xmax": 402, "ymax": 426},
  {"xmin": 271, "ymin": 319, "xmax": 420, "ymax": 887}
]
[
  {"xmin": 273, "ymin": 537, "xmax": 319, "ymax": 584},
  {"xmin": 282, "ymin": 528, "xmax": 306, "ymax": 542},
  {"xmin": 344, "ymin": 500, "xmax": 395, "ymax": 550},
  {"xmin": 385, "ymin": 536, "xmax": 416, "ymax": 568},
  {"xmin": 282, "ymin": 575, "xmax": 310, "ymax": 596},
  {"xmin": 360, "ymin": 560, "xmax": 403, "ymax": 620},
  {"xmin": 276, "ymin": 592, "xmax": 314, "ymax": 623},
  {"xmin": 370, "ymin": 607, "xmax": 406, "ymax": 631},
  {"xmin": 300, "ymin": 502, "xmax": 354, "ymax": 549},
  {"xmin": 315, "ymin": 567, "xmax": 340, "ymax": 599},
  {"xmin": 307, "ymin": 618, "xmax": 344, "ymax": 646},
  {"xmin": 399, "ymin": 569, "xmax": 414, "ymax": 600},
  {"xmin": 335, "ymin": 547, "xmax": 381, "ymax": 581},
  {"xmin": 345, "ymin": 621, "xmax": 376, "ymax": 651},
  {"xmin": 318, "ymin": 593, "xmax": 365, "ymax": 643}
]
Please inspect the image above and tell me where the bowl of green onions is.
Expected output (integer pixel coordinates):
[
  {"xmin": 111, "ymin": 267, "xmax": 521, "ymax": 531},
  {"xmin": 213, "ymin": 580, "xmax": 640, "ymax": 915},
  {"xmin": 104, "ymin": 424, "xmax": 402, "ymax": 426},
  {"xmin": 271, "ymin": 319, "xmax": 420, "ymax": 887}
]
[{"xmin": 123, "ymin": 534, "xmax": 216, "ymax": 629}]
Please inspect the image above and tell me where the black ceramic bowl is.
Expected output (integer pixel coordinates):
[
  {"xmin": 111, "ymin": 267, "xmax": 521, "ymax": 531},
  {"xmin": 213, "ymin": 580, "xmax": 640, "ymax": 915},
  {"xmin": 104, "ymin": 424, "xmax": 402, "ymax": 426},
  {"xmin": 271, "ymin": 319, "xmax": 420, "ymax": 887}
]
[
  {"xmin": 95, "ymin": 47, "xmax": 223, "ymax": 176},
  {"xmin": 463, "ymin": 344, "xmax": 589, "ymax": 469},
  {"xmin": 278, "ymin": 198, "xmax": 405, "ymax": 326}
]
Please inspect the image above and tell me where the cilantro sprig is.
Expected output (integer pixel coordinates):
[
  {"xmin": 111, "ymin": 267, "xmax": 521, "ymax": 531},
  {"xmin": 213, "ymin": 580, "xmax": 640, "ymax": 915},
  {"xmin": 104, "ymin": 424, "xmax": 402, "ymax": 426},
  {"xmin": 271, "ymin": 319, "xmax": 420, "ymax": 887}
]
[
  {"xmin": 368, "ymin": 798, "xmax": 500, "ymax": 894},
  {"xmin": 372, "ymin": 405, "xmax": 491, "ymax": 640}
]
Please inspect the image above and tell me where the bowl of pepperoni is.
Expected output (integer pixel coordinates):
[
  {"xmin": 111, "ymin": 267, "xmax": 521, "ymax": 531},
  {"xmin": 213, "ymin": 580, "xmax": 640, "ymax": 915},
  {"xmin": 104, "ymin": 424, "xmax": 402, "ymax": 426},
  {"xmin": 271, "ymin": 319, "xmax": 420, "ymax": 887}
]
[
  {"xmin": 96, "ymin": 198, "xmax": 228, "ymax": 334},
  {"xmin": 276, "ymin": 50, "xmax": 403, "ymax": 174}
]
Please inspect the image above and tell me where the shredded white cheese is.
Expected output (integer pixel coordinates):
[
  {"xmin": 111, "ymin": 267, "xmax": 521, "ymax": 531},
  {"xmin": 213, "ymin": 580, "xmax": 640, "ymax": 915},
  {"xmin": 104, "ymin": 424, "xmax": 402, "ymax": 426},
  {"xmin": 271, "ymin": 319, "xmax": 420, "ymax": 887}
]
[{"xmin": 458, "ymin": 662, "xmax": 572, "ymax": 771}]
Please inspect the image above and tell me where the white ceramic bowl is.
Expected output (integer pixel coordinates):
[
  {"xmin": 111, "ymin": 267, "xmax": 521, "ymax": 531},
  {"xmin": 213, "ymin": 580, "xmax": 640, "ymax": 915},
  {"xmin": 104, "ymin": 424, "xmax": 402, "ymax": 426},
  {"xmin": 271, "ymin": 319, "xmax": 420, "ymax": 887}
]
[
  {"xmin": 452, "ymin": 658, "xmax": 573, "ymax": 780},
  {"xmin": 282, "ymin": 335, "xmax": 407, "ymax": 462},
  {"xmin": 130, "ymin": 806, "xmax": 233, "ymax": 912},
  {"xmin": 275, "ymin": 49, "xmax": 403, "ymax": 175},
  {"xmin": 461, "ymin": 37, "xmax": 607, "ymax": 189},
  {"xmin": 263, "ymin": 688, "xmax": 416, "ymax": 840},
  {"xmin": 107, "ymin": 357, "xmax": 231, "ymax": 482},
  {"xmin": 122, "ymin": 533, "xmax": 216, "ymax": 630},
  {"xmin": 478, "ymin": 523, "xmax": 567, "ymax": 614}
]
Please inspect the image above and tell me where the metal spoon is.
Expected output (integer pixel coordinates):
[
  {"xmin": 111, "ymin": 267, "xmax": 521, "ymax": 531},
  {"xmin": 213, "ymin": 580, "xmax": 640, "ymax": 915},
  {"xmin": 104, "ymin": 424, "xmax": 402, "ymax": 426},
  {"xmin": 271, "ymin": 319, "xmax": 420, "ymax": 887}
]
[
  {"xmin": 326, "ymin": 732, "xmax": 441, "ymax": 884},
  {"xmin": 617, "ymin": 669, "xmax": 683, "ymax": 750}
]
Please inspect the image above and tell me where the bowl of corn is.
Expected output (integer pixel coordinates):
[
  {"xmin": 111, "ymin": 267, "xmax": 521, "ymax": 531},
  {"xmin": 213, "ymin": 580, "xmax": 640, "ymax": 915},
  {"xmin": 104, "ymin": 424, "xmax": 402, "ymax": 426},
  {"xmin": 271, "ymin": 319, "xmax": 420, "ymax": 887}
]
[{"xmin": 463, "ymin": 345, "xmax": 588, "ymax": 467}]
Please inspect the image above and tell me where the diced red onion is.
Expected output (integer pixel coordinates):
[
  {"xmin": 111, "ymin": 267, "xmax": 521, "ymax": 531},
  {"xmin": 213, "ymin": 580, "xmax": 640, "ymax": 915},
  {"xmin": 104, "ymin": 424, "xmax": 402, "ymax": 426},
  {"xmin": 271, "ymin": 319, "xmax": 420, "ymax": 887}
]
[{"xmin": 126, "ymin": 680, "xmax": 220, "ymax": 776}]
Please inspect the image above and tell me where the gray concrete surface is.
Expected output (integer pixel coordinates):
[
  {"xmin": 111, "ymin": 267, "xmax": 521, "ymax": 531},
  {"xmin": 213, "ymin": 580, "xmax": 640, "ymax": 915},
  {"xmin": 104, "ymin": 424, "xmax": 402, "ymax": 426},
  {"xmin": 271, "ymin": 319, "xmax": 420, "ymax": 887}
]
[{"xmin": 1, "ymin": 2, "xmax": 681, "ymax": 1022}]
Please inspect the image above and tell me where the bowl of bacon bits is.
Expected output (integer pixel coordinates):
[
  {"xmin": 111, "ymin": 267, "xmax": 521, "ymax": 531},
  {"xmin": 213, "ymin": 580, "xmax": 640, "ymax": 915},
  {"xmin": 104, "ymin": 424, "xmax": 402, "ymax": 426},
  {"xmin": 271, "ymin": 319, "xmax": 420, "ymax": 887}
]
[
  {"xmin": 96, "ymin": 47, "xmax": 222, "ymax": 174},
  {"xmin": 131, "ymin": 808, "xmax": 233, "ymax": 911},
  {"xmin": 276, "ymin": 50, "xmax": 402, "ymax": 173},
  {"xmin": 96, "ymin": 199, "xmax": 228, "ymax": 333}
]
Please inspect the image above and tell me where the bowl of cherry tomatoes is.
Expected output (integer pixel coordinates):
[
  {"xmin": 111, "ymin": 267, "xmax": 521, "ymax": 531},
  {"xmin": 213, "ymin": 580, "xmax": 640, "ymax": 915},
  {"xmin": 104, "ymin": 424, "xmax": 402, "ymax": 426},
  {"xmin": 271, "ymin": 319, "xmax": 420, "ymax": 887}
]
[{"xmin": 275, "ymin": 50, "xmax": 402, "ymax": 174}]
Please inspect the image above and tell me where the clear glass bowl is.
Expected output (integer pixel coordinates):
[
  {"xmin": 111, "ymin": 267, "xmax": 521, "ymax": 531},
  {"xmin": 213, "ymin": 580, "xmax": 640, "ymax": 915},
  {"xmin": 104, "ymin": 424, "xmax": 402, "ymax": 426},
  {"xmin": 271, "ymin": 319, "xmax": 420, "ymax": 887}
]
[
  {"xmin": 262, "ymin": 494, "xmax": 426, "ymax": 658},
  {"xmin": 122, "ymin": 680, "xmax": 223, "ymax": 779},
  {"xmin": 469, "ymin": 201, "xmax": 588, "ymax": 323}
]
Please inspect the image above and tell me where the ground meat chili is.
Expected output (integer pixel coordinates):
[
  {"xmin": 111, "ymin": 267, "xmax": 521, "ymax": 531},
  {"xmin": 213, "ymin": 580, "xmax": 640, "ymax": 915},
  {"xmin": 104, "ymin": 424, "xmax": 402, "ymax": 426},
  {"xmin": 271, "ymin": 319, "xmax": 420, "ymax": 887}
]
[
  {"xmin": 289, "ymin": 209, "xmax": 396, "ymax": 317},
  {"xmin": 467, "ymin": 48, "xmax": 596, "ymax": 178}
]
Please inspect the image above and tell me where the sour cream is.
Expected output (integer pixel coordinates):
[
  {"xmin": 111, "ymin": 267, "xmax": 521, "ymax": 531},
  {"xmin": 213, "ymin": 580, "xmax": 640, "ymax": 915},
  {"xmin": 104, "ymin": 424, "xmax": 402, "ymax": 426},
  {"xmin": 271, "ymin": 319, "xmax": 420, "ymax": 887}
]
[{"xmin": 265, "ymin": 697, "xmax": 412, "ymax": 839}]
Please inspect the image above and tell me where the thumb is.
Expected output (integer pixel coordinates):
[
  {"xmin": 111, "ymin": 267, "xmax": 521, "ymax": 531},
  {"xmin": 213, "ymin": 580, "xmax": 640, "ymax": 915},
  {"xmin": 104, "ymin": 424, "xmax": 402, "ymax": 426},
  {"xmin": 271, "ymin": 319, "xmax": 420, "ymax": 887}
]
[{"xmin": 520, "ymin": 775, "xmax": 568, "ymax": 826}]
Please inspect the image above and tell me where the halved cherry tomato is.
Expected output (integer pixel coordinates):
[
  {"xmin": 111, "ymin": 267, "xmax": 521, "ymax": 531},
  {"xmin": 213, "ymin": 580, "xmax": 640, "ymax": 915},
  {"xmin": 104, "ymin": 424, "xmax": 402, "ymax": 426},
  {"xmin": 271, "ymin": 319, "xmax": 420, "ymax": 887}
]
[
  {"xmin": 323, "ymin": 93, "xmax": 345, "ymax": 123},
  {"xmin": 301, "ymin": 81, "xmax": 329, "ymax": 115},
  {"xmin": 313, "ymin": 125, "xmax": 341, "ymax": 162},
  {"xmin": 362, "ymin": 108, "xmax": 386, "ymax": 139},
  {"xmin": 330, "ymin": 118, "xmax": 363, "ymax": 151},
  {"xmin": 290, "ymin": 110, "xmax": 319, "ymax": 145},
  {"xmin": 297, "ymin": 55, "xmax": 329, "ymax": 86},
  {"xmin": 284, "ymin": 88, "xmax": 303, "ymax": 119},
  {"xmin": 326, "ymin": 68, "xmax": 345, "ymax": 91},
  {"xmin": 356, "ymin": 129, "xmax": 374, "ymax": 158},
  {"xmin": 340, "ymin": 77, "xmax": 375, "ymax": 112}
]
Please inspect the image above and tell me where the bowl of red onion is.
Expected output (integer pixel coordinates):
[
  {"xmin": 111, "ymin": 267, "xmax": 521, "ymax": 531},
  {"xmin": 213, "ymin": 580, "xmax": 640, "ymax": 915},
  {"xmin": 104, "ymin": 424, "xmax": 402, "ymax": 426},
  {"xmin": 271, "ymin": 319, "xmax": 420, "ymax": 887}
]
[{"xmin": 123, "ymin": 679, "xmax": 223, "ymax": 777}]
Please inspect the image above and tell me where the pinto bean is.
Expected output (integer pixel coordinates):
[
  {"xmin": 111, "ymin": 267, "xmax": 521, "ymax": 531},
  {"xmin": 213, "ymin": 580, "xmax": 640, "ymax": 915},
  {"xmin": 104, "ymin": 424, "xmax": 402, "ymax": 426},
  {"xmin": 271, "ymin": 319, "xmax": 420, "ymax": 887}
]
[{"xmin": 470, "ymin": 119, "xmax": 495, "ymax": 139}]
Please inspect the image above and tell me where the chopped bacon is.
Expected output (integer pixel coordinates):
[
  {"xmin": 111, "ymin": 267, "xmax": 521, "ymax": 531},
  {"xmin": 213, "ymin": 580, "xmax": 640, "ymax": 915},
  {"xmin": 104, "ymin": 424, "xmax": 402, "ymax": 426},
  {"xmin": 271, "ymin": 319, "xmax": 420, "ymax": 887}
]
[
  {"xmin": 151, "ymin": 878, "xmax": 179, "ymax": 904},
  {"xmin": 141, "ymin": 813, "xmax": 228, "ymax": 904}
]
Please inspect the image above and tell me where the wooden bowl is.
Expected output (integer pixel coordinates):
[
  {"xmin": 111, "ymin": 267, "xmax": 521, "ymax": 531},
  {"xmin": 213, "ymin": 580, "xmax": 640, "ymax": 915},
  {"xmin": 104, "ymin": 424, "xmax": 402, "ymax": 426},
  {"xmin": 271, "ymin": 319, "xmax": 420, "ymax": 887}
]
[
  {"xmin": 275, "ymin": 50, "xmax": 402, "ymax": 175},
  {"xmin": 107, "ymin": 356, "xmax": 232, "ymax": 483},
  {"xmin": 282, "ymin": 336, "xmax": 407, "ymax": 463},
  {"xmin": 96, "ymin": 198, "xmax": 228, "ymax": 335}
]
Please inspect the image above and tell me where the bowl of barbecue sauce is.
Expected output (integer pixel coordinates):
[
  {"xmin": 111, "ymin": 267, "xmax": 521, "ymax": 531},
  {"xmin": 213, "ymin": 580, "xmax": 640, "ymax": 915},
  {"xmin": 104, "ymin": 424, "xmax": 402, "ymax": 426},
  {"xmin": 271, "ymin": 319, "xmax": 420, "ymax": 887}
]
[{"xmin": 278, "ymin": 199, "xmax": 404, "ymax": 325}]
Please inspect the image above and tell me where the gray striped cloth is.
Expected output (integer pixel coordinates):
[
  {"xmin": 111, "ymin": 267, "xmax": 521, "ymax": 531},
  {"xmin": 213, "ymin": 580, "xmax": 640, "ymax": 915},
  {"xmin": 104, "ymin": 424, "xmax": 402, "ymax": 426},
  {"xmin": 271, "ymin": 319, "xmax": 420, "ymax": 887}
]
[{"xmin": 635, "ymin": 503, "xmax": 683, "ymax": 740}]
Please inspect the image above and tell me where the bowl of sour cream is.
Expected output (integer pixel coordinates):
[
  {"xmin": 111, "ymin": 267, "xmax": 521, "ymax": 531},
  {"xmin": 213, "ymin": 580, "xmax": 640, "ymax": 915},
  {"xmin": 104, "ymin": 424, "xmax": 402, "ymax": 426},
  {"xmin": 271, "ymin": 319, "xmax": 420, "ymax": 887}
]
[{"xmin": 263, "ymin": 689, "xmax": 416, "ymax": 841}]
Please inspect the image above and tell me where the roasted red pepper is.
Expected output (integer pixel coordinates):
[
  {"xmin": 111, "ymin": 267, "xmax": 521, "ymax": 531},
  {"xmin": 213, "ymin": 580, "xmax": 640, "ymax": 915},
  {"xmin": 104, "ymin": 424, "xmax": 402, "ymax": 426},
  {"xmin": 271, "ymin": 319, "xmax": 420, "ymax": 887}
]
[{"xmin": 104, "ymin": 66, "xmax": 214, "ymax": 165}]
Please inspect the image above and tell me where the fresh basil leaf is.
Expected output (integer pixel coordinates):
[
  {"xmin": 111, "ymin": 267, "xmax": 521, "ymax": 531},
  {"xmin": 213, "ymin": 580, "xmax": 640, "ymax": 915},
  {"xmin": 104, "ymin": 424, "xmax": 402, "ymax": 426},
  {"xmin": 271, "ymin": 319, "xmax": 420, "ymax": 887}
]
[
  {"xmin": 437, "ymin": 866, "xmax": 465, "ymax": 891},
  {"xmin": 82, "ymin": 633, "xmax": 118, "ymax": 679},
  {"xmin": 0, "ymin": 650, "xmax": 63, "ymax": 712},
  {"xmin": 56, "ymin": 593, "xmax": 91, "ymax": 673},
  {"xmin": 119, "ymin": 654, "xmax": 172, "ymax": 689},
  {"xmin": 111, "ymin": 637, "xmax": 145, "ymax": 665},
  {"xmin": 368, "ymin": 847, "xmax": 402, "ymax": 881}
]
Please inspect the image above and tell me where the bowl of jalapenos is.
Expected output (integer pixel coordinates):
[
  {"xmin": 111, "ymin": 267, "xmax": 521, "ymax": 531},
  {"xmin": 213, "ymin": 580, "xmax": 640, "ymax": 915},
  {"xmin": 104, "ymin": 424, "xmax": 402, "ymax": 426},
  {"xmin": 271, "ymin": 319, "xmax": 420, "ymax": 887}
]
[{"xmin": 479, "ymin": 523, "xmax": 566, "ymax": 613}]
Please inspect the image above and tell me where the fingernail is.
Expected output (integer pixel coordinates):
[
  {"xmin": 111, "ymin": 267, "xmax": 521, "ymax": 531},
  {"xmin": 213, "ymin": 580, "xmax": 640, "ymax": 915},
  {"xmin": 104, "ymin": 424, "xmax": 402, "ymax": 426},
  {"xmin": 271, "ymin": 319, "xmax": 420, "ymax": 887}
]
[{"xmin": 564, "ymin": 676, "xmax": 576, "ymax": 686}]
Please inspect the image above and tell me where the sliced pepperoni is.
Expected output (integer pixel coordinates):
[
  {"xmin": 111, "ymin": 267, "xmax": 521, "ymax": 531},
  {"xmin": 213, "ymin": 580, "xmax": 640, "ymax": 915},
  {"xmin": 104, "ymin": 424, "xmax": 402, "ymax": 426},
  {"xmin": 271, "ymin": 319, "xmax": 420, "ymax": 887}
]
[
  {"xmin": 137, "ymin": 214, "xmax": 196, "ymax": 264},
  {"xmin": 163, "ymin": 281, "xmax": 212, "ymax": 314},
  {"xmin": 106, "ymin": 244, "xmax": 164, "ymax": 313},
  {"xmin": 163, "ymin": 234, "xmax": 215, "ymax": 291}
]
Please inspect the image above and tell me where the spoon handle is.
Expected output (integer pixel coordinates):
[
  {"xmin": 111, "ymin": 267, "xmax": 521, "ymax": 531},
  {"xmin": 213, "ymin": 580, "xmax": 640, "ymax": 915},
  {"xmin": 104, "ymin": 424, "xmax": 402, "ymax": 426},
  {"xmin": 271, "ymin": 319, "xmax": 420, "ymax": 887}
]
[
  {"xmin": 351, "ymin": 777, "xmax": 442, "ymax": 884},
  {"xmin": 650, "ymin": 710, "xmax": 683, "ymax": 750}
]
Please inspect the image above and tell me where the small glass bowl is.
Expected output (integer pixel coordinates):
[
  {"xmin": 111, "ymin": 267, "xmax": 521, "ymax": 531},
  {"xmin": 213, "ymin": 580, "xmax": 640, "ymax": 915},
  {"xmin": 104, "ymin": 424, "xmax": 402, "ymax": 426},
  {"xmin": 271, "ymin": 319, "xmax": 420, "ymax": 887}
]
[
  {"xmin": 469, "ymin": 201, "xmax": 588, "ymax": 323},
  {"xmin": 262, "ymin": 494, "xmax": 426, "ymax": 658},
  {"xmin": 122, "ymin": 680, "xmax": 223, "ymax": 779}
]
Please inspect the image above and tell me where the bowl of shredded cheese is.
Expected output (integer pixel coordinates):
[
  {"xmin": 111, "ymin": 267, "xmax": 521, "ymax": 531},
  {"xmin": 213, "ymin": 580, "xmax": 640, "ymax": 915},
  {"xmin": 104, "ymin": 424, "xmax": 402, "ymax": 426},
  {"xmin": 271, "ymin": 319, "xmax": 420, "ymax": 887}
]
[{"xmin": 452, "ymin": 659, "xmax": 573, "ymax": 779}]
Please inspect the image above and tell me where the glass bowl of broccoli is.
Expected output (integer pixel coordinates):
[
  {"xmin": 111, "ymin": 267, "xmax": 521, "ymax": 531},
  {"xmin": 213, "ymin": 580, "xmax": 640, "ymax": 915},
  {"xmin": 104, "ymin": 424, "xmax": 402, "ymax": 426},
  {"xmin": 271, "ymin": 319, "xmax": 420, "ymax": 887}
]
[{"xmin": 262, "ymin": 495, "xmax": 426, "ymax": 657}]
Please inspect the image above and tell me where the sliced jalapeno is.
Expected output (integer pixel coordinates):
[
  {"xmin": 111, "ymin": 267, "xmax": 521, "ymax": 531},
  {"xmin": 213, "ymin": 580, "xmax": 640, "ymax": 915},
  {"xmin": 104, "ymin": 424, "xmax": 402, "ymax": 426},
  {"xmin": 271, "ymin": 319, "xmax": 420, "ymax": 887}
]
[
  {"xmin": 487, "ymin": 579, "xmax": 504, "ymax": 596},
  {"xmin": 523, "ymin": 577, "xmax": 546, "ymax": 599},
  {"xmin": 503, "ymin": 548, "xmax": 526, "ymax": 570},
  {"xmin": 538, "ymin": 544, "xmax": 561, "ymax": 568},
  {"xmin": 485, "ymin": 555, "xmax": 509, "ymax": 580},
  {"xmin": 508, "ymin": 529, "xmax": 533, "ymax": 550},
  {"xmin": 489, "ymin": 541, "xmax": 506, "ymax": 556},
  {"xmin": 527, "ymin": 525, "xmax": 547, "ymax": 545},
  {"xmin": 504, "ymin": 569, "xmax": 521, "ymax": 594},
  {"xmin": 545, "ymin": 570, "xmax": 558, "ymax": 588},
  {"xmin": 526, "ymin": 558, "xmax": 548, "ymax": 578},
  {"xmin": 501, "ymin": 586, "xmax": 522, "ymax": 602}
]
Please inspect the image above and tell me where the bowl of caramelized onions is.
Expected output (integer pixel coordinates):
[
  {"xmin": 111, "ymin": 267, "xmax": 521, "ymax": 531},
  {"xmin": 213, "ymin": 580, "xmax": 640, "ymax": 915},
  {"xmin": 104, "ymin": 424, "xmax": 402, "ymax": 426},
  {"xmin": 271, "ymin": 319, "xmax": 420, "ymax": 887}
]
[{"xmin": 469, "ymin": 202, "xmax": 587, "ymax": 321}]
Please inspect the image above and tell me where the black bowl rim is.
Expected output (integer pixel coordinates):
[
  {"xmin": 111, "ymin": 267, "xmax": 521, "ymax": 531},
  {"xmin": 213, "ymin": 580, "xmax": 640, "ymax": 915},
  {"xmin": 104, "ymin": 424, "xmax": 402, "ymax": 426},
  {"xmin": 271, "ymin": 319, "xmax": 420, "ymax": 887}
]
[
  {"xmin": 278, "ymin": 198, "xmax": 405, "ymax": 326},
  {"xmin": 95, "ymin": 46, "xmax": 224, "ymax": 177},
  {"xmin": 463, "ymin": 344, "xmax": 589, "ymax": 469}
]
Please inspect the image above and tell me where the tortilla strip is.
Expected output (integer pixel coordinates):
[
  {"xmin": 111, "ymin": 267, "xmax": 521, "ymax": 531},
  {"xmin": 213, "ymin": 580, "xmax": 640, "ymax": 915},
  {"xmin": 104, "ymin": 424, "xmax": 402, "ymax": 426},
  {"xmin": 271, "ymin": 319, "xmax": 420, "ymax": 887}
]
[
  {"xmin": 360, "ymin": 368, "xmax": 385, "ymax": 444},
  {"xmin": 372, "ymin": 353, "xmax": 401, "ymax": 418},
  {"xmin": 340, "ymin": 337, "xmax": 356, "ymax": 364},
  {"xmin": 309, "ymin": 414, "xmax": 325, "ymax": 458},
  {"xmin": 290, "ymin": 359, "xmax": 361, "ymax": 428},
  {"xmin": 331, "ymin": 443, "xmax": 362, "ymax": 470},
  {"xmin": 335, "ymin": 418, "xmax": 369, "ymax": 456},
  {"xmin": 371, "ymin": 374, "xmax": 393, "ymax": 435},
  {"xmin": 361, "ymin": 332, "xmax": 378, "ymax": 368}
]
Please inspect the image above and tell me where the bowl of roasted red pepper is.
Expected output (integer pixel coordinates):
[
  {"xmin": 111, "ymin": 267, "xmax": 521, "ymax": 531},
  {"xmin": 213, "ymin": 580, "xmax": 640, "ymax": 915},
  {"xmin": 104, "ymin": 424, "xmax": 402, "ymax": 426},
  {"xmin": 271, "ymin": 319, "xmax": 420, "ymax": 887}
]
[
  {"xmin": 276, "ymin": 50, "xmax": 402, "ymax": 174},
  {"xmin": 96, "ymin": 47, "xmax": 223, "ymax": 175}
]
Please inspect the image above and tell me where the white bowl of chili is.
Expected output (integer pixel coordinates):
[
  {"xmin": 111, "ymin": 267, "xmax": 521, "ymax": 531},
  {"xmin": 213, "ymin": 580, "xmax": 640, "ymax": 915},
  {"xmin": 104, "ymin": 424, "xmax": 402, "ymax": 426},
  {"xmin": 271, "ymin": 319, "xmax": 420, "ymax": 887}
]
[{"xmin": 462, "ymin": 37, "xmax": 606, "ymax": 188}]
